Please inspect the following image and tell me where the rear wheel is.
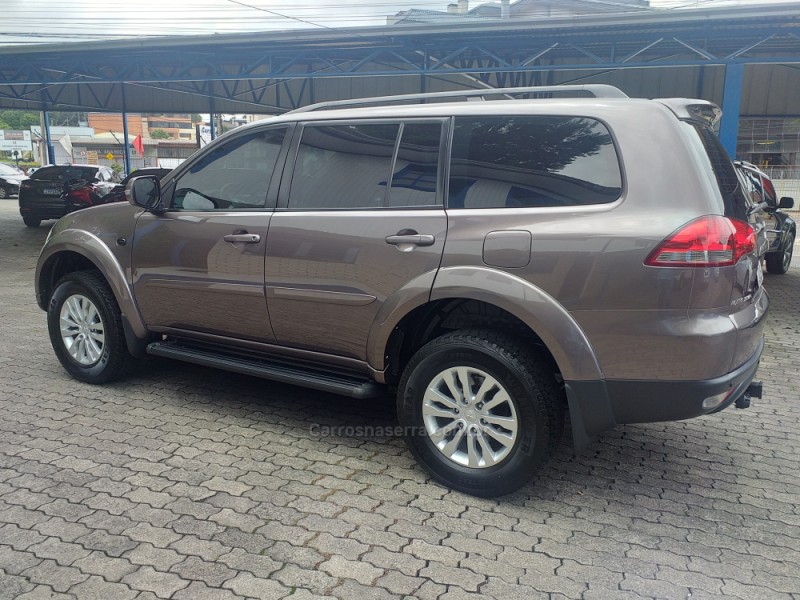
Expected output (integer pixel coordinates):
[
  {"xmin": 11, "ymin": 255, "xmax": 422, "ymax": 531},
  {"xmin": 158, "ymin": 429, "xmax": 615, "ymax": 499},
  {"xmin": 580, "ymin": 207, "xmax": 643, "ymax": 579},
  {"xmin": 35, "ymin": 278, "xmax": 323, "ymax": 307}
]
[
  {"xmin": 22, "ymin": 216, "xmax": 41, "ymax": 227},
  {"xmin": 766, "ymin": 232, "xmax": 794, "ymax": 274},
  {"xmin": 47, "ymin": 271, "xmax": 138, "ymax": 384},
  {"xmin": 397, "ymin": 330, "xmax": 564, "ymax": 497},
  {"xmin": 0, "ymin": 186, "xmax": 8, "ymax": 199}
]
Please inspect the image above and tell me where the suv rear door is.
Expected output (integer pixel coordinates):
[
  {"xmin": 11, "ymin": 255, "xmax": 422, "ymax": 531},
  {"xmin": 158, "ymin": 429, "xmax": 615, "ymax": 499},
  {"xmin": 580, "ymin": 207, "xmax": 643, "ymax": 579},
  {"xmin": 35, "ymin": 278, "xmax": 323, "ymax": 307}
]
[
  {"xmin": 265, "ymin": 119, "xmax": 447, "ymax": 361},
  {"xmin": 682, "ymin": 123, "xmax": 767, "ymax": 302},
  {"xmin": 131, "ymin": 125, "xmax": 289, "ymax": 342}
]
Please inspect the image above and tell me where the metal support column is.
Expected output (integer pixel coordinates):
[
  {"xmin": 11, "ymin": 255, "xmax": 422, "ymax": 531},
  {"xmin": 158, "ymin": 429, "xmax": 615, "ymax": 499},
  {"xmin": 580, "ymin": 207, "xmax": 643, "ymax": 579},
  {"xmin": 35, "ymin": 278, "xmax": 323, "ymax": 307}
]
[
  {"xmin": 420, "ymin": 50, "xmax": 428, "ymax": 100},
  {"xmin": 209, "ymin": 97, "xmax": 217, "ymax": 140},
  {"xmin": 720, "ymin": 62, "xmax": 744, "ymax": 158},
  {"xmin": 42, "ymin": 110, "xmax": 55, "ymax": 165},
  {"xmin": 121, "ymin": 84, "xmax": 132, "ymax": 175}
]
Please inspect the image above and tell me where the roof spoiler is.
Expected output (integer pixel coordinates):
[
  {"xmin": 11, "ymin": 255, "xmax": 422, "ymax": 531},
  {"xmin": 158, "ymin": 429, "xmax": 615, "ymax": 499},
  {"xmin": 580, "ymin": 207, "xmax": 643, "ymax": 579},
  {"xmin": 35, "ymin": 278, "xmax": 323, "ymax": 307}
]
[{"xmin": 656, "ymin": 99, "xmax": 722, "ymax": 128}]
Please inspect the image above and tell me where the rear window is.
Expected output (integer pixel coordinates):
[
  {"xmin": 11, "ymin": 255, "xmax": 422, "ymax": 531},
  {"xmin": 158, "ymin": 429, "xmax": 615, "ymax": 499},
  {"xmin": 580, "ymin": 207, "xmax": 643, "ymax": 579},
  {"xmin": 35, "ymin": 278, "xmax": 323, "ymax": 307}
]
[
  {"xmin": 682, "ymin": 123, "xmax": 748, "ymax": 221},
  {"xmin": 31, "ymin": 166, "xmax": 98, "ymax": 182},
  {"xmin": 448, "ymin": 116, "xmax": 622, "ymax": 209}
]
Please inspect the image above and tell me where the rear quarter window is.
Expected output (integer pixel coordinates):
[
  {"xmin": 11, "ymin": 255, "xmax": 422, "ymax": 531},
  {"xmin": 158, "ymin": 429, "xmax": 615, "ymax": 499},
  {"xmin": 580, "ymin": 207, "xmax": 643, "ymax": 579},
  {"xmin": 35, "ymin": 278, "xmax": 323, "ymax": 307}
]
[{"xmin": 448, "ymin": 116, "xmax": 622, "ymax": 209}]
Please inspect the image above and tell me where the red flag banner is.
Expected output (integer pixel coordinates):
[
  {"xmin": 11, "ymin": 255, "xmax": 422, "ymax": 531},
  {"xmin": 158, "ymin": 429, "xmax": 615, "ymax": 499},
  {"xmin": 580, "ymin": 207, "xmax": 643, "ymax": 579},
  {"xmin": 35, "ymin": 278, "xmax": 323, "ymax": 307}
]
[{"xmin": 132, "ymin": 135, "xmax": 144, "ymax": 157}]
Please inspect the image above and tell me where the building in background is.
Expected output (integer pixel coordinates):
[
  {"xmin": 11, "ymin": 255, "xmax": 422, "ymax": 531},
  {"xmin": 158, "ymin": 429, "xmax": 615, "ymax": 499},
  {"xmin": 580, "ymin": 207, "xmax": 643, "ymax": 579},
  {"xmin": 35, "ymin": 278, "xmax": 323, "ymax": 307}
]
[
  {"xmin": 389, "ymin": 0, "xmax": 650, "ymax": 25},
  {"xmin": 29, "ymin": 124, "xmax": 197, "ymax": 173},
  {"xmin": 87, "ymin": 113, "xmax": 196, "ymax": 142}
]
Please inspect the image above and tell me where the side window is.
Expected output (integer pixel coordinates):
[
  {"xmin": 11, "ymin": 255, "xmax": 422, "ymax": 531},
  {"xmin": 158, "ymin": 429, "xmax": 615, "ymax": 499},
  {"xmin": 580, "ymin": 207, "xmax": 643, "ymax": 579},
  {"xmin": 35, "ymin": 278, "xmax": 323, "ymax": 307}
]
[
  {"xmin": 448, "ymin": 116, "xmax": 622, "ymax": 209},
  {"xmin": 388, "ymin": 122, "xmax": 442, "ymax": 208},
  {"xmin": 172, "ymin": 127, "xmax": 287, "ymax": 211},
  {"xmin": 289, "ymin": 123, "xmax": 399, "ymax": 210}
]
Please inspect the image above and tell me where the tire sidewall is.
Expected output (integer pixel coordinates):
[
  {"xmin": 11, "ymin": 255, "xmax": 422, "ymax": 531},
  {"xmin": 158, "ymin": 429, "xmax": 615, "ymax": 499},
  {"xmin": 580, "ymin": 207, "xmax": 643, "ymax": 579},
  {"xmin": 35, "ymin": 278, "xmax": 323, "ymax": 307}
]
[
  {"xmin": 399, "ymin": 340, "xmax": 551, "ymax": 496},
  {"xmin": 48, "ymin": 277, "xmax": 116, "ymax": 382}
]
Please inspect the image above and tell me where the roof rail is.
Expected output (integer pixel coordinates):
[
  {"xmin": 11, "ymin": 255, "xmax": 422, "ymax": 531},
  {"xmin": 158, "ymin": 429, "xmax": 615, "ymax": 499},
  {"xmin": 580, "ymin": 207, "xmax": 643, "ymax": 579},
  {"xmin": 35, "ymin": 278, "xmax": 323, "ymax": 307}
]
[{"xmin": 289, "ymin": 84, "xmax": 627, "ymax": 114}]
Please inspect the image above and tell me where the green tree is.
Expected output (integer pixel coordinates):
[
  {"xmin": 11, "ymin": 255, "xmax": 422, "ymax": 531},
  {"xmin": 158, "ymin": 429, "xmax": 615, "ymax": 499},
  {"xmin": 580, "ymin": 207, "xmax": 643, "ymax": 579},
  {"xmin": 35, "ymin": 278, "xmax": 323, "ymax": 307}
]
[
  {"xmin": 0, "ymin": 110, "xmax": 39, "ymax": 130},
  {"xmin": 150, "ymin": 129, "xmax": 171, "ymax": 139},
  {"xmin": 191, "ymin": 114, "xmax": 203, "ymax": 123}
]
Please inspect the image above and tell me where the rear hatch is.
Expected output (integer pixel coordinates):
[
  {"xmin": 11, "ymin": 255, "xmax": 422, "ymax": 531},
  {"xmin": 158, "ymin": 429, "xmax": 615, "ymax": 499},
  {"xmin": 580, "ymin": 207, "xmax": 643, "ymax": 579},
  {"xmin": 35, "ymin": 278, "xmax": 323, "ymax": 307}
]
[
  {"xmin": 20, "ymin": 166, "xmax": 99, "ymax": 208},
  {"xmin": 657, "ymin": 113, "xmax": 768, "ymax": 373},
  {"xmin": 681, "ymin": 121, "xmax": 766, "ymax": 306}
]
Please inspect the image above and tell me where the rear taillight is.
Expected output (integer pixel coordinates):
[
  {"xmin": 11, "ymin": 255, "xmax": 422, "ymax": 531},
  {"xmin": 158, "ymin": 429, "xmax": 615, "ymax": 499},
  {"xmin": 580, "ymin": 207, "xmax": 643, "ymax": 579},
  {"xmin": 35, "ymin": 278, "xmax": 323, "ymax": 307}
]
[
  {"xmin": 645, "ymin": 215, "xmax": 755, "ymax": 267},
  {"xmin": 20, "ymin": 181, "xmax": 32, "ymax": 190}
]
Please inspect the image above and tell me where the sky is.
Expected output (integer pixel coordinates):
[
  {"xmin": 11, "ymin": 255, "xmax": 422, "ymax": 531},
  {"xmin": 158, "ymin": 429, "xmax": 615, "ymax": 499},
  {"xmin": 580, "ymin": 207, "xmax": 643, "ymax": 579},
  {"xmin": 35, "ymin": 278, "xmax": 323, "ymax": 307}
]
[{"xmin": 1, "ymin": 0, "xmax": 798, "ymax": 45}]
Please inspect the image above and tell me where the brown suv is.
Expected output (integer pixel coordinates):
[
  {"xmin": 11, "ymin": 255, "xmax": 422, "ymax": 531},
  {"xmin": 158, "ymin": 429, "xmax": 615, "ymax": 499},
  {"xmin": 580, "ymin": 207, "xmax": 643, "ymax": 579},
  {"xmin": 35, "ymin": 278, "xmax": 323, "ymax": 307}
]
[{"xmin": 35, "ymin": 86, "xmax": 768, "ymax": 497}]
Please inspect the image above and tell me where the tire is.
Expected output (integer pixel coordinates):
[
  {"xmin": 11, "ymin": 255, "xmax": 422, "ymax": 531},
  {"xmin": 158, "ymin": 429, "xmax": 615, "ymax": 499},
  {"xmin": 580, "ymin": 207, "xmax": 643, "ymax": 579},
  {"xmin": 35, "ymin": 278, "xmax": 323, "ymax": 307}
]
[
  {"xmin": 397, "ymin": 330, "xmax": 564, "ymax": 497},
  {"xmin": 765, "ymin": 231, "xmax": 794, "ymax": 275},
  {"xmin": 0, "ymin": 186, "xmax": 8, "ymax": 199},
  {"xmin": 47, "ymin": 271, "xmax": 139, "ymax": 384},
  {"xmin": 22, "ymin": 216, "xmax": 41, "ymax": 227}
]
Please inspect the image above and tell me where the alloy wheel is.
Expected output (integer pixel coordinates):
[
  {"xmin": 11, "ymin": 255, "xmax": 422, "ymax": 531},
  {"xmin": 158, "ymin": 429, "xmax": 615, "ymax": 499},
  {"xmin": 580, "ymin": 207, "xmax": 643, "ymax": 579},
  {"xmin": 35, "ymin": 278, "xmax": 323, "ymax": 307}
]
[
  {"xmin": 784, "ymin": 234, "xmax": 795, "ymax": 271},
  {"xmin": 59, "ymin": 294, "xmax": 105, "ymax": 366},
  {"xmin": 422, "ymin": 366, "xmax": 519, "ymax": 468}
]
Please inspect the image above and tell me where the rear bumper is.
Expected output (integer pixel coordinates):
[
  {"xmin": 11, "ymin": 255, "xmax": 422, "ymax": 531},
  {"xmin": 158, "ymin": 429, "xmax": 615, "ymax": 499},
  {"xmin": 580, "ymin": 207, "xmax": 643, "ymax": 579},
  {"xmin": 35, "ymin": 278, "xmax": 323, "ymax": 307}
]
[
  {"xmin": 19, "ymin": 204, "xmax": 68, "ymax": 221},
  {"xmin": 565, "ymin": 336, "xmax": 765, "ymax": 450}
]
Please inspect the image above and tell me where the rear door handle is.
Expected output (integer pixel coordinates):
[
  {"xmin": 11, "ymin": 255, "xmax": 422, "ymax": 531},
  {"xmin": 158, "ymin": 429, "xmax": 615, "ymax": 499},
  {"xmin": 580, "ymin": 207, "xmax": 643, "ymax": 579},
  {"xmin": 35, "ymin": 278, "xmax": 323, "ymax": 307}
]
[
  {"xmin": 224, "ymin": 233, "xmax": 261, "ymax": 244},
  {"xmin": 385, "ymin": 234, "xmax": 435, "ymax": 247}
]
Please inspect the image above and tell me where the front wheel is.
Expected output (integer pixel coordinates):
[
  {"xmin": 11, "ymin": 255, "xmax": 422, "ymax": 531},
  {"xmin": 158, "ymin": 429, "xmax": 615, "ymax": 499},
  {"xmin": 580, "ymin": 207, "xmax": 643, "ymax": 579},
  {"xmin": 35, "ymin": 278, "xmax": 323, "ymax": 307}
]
[
  {"xmin": 765, "ymin": 232, "xmax": 794, "ymax": 274},
  {"xmin": 397, "ymin": 330, "xmax": 564, "ymax": 497},
  {"xmin": 47, "ymin": 271, "xmax": 138, "ymax": 384},
  {"xmin": 0, "ymin": 186, "xmax": 8, "ymax": 199}
]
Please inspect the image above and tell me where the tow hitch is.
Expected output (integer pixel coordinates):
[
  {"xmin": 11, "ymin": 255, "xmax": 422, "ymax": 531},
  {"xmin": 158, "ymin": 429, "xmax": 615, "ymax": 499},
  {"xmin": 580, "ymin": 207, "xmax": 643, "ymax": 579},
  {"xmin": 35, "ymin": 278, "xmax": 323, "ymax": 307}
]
[{"xmin": 736, "ymin": 381, "xmax": 763, "ymax": 409}]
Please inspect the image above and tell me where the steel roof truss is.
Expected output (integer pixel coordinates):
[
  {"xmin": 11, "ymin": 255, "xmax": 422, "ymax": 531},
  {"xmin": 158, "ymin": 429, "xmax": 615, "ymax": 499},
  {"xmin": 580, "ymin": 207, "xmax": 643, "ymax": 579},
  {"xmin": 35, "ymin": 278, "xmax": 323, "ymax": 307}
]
[
  {"xmin": 569, "ymin": 44, "xmax": 605, "ymax": 64},
  {"xmin": 672, "ymin": 38, "xmax": 717, "ymax": 61},
  {"xmin": 350, "ymin": 49, "xmax": 388, "ymax": 73},
  {"xmin": 521, "ymin": 43, "xmax": 559, "ymax": 67},
  {"xmin": 621, "ymin": 38, "xmax": 664, "ymax": 64},
  {"xmin": 386, "ymin": 51, "xmax": 422, "ymax": 71},
  {"xmin": 727, "ymin": 34, "xmax": 777, "ymax": 60},
  {"xmin": 430, "ymin": 47, "xmax": 470, "ymax": 71},
  {"xmin": 475, "ymin": 47, "xmax": 511, "ymax": 68}
]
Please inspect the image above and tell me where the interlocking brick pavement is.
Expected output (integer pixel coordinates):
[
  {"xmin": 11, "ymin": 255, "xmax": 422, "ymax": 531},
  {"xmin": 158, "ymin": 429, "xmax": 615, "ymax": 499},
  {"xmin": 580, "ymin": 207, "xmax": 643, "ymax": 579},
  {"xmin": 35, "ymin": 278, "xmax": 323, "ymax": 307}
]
[{"xmin": 1, "ymin": 201, "xmax": 799, "ymax": 599}]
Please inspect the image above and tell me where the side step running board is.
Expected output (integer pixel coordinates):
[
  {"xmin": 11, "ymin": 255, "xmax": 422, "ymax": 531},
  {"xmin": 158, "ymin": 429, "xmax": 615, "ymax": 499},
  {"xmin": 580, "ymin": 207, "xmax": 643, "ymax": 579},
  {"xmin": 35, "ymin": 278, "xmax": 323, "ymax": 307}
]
[{"xmin": 147, "ymin": 341, "xmax": 382, "ymax": 399}]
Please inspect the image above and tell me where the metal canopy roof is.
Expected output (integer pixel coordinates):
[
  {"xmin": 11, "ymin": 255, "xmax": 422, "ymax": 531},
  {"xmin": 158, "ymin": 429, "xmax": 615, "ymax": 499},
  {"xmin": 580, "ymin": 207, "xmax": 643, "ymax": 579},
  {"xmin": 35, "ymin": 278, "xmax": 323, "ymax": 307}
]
[{"xmin": 1, "ymin": 3, "xmax": 800, "ymax": 114}]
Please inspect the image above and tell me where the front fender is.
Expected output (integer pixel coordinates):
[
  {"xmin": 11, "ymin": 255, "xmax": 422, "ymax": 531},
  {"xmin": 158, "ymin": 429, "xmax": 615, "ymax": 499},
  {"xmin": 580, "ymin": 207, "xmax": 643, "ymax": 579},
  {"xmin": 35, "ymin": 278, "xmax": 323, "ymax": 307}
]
[
  {"xmin": 429, "ymin": 266, "xmax": 603, "ymax": 382},
  {"xmin": 36, "ymin": 228, "xmax": 148, "ymax": 338}
]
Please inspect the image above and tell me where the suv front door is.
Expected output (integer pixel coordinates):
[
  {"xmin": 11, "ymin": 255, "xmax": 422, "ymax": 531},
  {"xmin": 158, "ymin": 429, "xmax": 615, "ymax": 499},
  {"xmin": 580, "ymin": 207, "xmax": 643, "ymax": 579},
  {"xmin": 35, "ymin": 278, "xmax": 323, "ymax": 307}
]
[
  {"xmin": 131, "ymin": 126, "xmax": 289, "ymax": 342},
  {"xmin": 265, "ymin": 120, "xmax": 447, "ymax": 361}
]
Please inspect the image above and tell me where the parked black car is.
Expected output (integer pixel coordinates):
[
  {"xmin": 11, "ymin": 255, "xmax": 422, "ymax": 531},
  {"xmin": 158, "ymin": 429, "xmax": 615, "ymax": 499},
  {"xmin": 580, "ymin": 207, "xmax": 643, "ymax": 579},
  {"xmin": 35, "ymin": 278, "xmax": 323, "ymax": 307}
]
[
  {"xmin": 18, "ymin": 165, "xmax": 119, "ymax": 227},
  {"xmin": 735, "ymin": 161, "xmax": 796, "ymax": 274},
  {"xmin": 101, "ymin": 168, "xmax": 172, "ymax": 204},
  {"xmin": 0, "ymin": 162, "xmax": 26, "ymax": 199}
]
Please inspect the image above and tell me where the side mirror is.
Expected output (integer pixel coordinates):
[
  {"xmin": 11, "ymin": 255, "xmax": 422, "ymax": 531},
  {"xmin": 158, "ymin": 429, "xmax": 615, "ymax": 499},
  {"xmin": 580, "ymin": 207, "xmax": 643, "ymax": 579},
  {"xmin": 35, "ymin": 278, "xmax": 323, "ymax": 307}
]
[
  {"xmin": 125, "ymin": 176, "xmax": 162, "ymax": 212},
  {"xmin": 779, "ymin": 197, "xmax": 794, "ymax": 209}
]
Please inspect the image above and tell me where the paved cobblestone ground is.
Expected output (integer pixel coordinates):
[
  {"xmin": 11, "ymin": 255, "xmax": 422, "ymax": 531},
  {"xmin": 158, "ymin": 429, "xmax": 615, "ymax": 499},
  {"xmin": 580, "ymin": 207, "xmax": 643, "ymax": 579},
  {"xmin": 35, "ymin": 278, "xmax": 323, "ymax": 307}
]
[{"xmin": 1, "ymin": 201, "xmax": 799, "ymax": 600}]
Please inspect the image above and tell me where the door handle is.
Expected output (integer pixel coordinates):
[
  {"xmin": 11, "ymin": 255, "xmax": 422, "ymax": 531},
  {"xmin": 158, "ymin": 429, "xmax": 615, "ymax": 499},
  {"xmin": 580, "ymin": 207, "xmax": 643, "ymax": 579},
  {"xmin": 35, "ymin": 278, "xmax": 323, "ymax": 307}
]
[
  {"xmin": 224, "ymin": 233, "xmax": 261, "ymax": 244},
  {"xmin": 385, "ymin": 234, "xmax": 435, "ymax": 247}
]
